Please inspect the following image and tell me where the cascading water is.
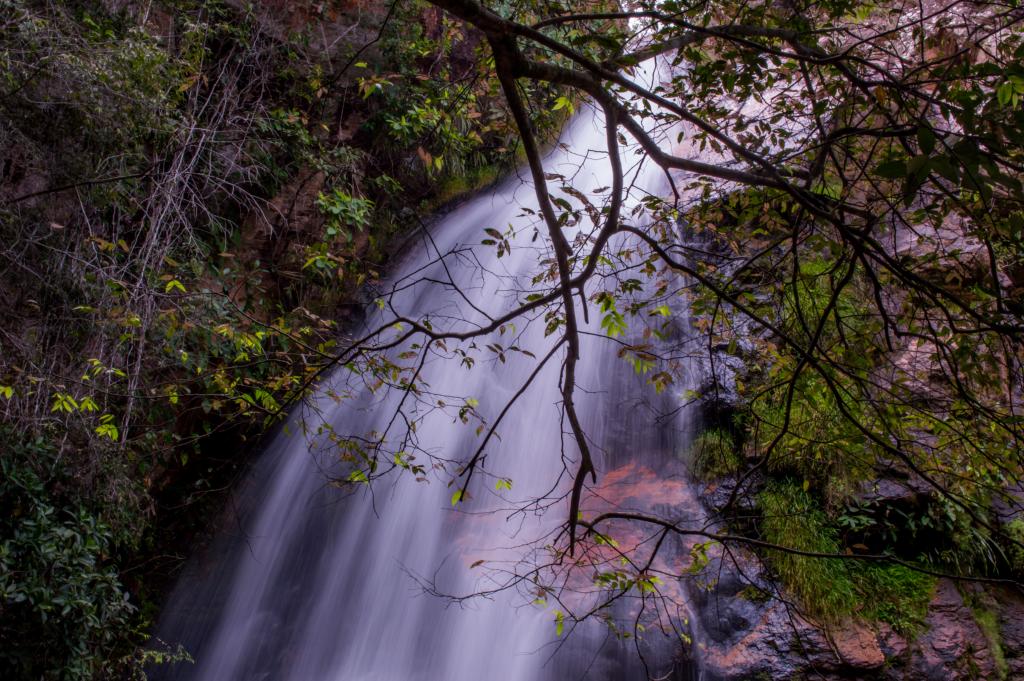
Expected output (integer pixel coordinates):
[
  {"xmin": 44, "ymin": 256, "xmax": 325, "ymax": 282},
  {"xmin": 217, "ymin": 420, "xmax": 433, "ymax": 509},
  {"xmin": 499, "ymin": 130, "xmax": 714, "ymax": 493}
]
[{"xmin": 152, "ymin": 78, "xmax": 711, "ymax": 681}]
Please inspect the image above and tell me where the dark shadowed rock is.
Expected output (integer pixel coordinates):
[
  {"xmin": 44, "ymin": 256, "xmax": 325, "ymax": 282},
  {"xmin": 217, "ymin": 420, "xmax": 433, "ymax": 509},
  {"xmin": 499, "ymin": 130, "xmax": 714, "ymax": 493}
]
[
  {"xmin": 856, "ymin": 470, "xmax": 933, "ymax": 507},
  {"xmin": 696, "ymin": 353, "xmax": 747, "ymax": 427},
  {"xmin": 699, "ymin": 477, "xmax": 761, "ymax": 525},
  {"xmin": 992, "ymin": 482, "xmax": 1024, "ymax": 524}
]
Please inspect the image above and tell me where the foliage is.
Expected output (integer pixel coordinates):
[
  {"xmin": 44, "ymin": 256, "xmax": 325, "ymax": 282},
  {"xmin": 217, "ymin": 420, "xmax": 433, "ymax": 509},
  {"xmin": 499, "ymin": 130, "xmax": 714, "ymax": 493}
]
[
  {"xmin": 0, "ymin": 435, "xmax": 136, "ymax": 680},
  {"xmin": 758, "ymin": 480, "xmax": 935, "ymax": 631},
  {"xmin": 1005, "ymin": 518, "xmax": 1024, "ymax": 575}
]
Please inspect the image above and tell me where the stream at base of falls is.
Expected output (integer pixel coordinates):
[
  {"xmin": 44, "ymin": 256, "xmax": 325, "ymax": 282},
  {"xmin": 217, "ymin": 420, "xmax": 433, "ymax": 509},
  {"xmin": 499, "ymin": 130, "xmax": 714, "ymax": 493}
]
[{"xmin": 151, "ymin": 91, "xmax": 713, "ymax": 681}]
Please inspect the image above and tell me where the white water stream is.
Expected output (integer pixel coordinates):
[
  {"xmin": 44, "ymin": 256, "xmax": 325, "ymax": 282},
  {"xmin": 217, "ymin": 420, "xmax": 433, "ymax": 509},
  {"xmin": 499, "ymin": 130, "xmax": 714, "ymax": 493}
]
[{"xmin": 153, "ymin": 83, "xmax": 709, "ymax": 681}]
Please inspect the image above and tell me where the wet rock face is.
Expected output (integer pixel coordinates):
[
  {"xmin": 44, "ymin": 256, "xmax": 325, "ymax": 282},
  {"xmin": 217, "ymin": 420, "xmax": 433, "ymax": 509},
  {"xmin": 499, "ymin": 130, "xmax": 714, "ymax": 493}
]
[
  {"xmin": 690, "ymin": 556, "xmax": 767, "ymax": 647},
  {"xmin": 994, "ymin": 586, "xmax": 1024, "ymax": 679},
  {"xmin": 696, "ymin": 600, "xmax": 888, "ymax": 680},
  {"xmin": 696, "ymin": 352, "xmax": 746, "ymax": 427},
  {"xmin": 693, "ymin": 554, "xmax": 886, "ymax": 681},
  {"xmin": 896, "ymin": 580, "xmax": 995, "ymax": 680},
  {"xmin": 689, "ymin": 551, "xmax": 1014, "ymax": 681}
]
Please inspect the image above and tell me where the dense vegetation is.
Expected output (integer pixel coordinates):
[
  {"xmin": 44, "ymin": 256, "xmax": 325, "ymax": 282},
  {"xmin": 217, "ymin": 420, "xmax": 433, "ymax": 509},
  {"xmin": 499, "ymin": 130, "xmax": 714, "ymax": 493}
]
[{"xmin": 2, "ymin": 0, "xmax": 1024, "ymax": 678}]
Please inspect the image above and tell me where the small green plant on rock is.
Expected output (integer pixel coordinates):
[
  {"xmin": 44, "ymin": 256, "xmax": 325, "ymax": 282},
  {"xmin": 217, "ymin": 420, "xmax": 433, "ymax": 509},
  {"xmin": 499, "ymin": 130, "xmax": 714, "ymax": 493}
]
[{"xmin": 1002, "ymin": 518, "xmax": 1024, "ymax": 574}]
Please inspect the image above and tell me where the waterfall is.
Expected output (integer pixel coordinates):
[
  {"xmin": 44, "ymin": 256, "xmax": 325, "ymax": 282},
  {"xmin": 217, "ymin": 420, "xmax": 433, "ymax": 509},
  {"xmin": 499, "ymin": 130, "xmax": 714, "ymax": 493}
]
[{"xmin": 151, "ymin": 82, "xmax": 709, "ymax": 681}]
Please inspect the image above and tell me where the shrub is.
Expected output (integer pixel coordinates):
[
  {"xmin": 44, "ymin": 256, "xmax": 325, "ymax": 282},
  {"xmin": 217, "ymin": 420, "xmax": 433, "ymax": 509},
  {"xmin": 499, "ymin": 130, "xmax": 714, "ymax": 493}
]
[{"xmin": 0, "ymin": 440, "xmax": 137, "ymax": 680}]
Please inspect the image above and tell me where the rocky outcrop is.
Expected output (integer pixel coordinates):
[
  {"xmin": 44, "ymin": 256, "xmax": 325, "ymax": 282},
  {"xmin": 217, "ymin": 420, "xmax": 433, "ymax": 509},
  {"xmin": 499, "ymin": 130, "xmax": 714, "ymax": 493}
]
[
  {"xmin": 685, "ymin": 193, "xmax": 1024, "ymax": 679},
  {"xmin": 692, "ymin": 568, "xmax": 1024, "ymax": 680},
  {"xmin": 693, "ymin": 552, "xmax": 887, "ymax": 680}
]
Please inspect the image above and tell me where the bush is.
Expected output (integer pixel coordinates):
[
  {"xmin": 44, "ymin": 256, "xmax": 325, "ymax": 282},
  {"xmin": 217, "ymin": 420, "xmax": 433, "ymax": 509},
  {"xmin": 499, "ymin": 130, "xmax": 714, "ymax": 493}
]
[{"xmin": 0, "ymin": 439, "xmax": 137, "ymax": 680}]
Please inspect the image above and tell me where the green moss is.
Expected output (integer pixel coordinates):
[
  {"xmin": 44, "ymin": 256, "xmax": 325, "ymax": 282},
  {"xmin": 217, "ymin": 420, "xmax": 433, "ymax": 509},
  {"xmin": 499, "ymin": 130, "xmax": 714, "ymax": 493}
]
[
  {"xmin": 748, "ymin": 375, "xmax": 874, "ymax": 508},
  {"xmin": 757, "ymin": 479, "xmax": 945, "ymax": 636},
  {"xmin": 855, "ymin": 564, "xmax": 935, "ymax": 636},
  {"xmin": 428, "ymin": 162, "xmax": 504, "ymax": 210},
  {"xmin": 688, "ymin": 427, "xmax": 741, "ymax": 479},
  {"xmin": 758, "ymin": 480, "xmax": 858, "ymax": 622},
  {"xmin": 967, "ymin": 592, "xmax": 1008, "ymax": 680}
]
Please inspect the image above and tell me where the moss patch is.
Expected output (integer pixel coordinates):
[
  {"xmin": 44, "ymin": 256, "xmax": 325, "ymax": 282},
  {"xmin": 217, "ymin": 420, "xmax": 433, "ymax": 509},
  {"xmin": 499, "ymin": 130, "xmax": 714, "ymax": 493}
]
[
  {"xmin": 427, "ymin": 162, "xmax": 505, "ymax": 211},
  {"xmin": 688, "ymin": 427, "xmax": 741, "ymax": 480},
  {"xmin": 856, "ymin": 563, "xmax": 935, "ymax": 636},
  {"xmin": 758, "ymin": 480, "xmax": 936, "ymax": 633},
  {"xmin": 758, "ymin": 480, "xmax": 858, "ymax": 622},
  {"xmin": 966, "ymin": 590, "xmax": 1008, "ymax": 680}
]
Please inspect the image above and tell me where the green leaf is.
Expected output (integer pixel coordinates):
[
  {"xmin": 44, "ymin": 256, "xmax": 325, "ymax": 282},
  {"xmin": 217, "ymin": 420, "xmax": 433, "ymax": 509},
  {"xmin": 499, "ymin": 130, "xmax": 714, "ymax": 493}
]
[
  {"xmin": 95, "ymin": 421, "xmax": 119, "ymax": 441},
  {"xmin": 649, "ymin": 305, "xmax": 672, "ymax": 318},
  {"xmin": 552, "ymin": 96, "xmax": 575, "ymax": 114},
  {"xmin": 451, "ymin": 489, "xmax": 464, "ymax": 506},
  {"xmin": 916, "ymin": 126, "xmax": 936, "ymax": 155},
  {"xmin": 930, "ymin": 155, "xmax": 960, "ymax": 182},
  {"xmin": 873, "ymin": 159, "xmax": 906, "ymax": 179},
  {"xmin": 998, "ymin": 81, "xmax": 1014, "ymax": 107},
  {"xmin": 50, "ymin": 392, "xmax": 79, "ymax": 413},
  {"xmin": 906, "ymin": 154, "xmax": 929, "ymax": 177}
]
